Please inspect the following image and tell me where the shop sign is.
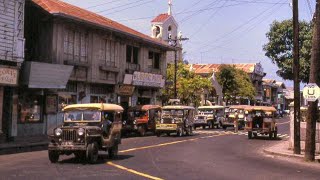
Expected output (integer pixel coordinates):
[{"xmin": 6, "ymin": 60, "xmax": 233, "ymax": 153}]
[
  {"xmin": 132, "ymin": 72, "xmax": 163, "ymax": 88},
  {"xmin": 0, "ymin": 67, "xmax": 18, "ymax": 86},
  {"xmin": 46, "ymin": 95, "xmax": 57, "ymax": 114},
  {"xmin": 303, "ymin": 83, "xmax": 320, "ymax": 102},
  {"xmin": 117, "ymin": 85, "xmax": 135, "ymax": 96}
]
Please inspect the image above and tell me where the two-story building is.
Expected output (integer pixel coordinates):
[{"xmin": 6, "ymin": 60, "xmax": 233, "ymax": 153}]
[
  {"xmin": 189, "ymin": 63, "xmax": 266, "ymax": 106},
  {"xmin": 16, "ymin": 0, "xmax": 172, "ymax": 138},
  {"xmin": 0, "ymin": 0, "xmax": 25, "ymax": 142}
]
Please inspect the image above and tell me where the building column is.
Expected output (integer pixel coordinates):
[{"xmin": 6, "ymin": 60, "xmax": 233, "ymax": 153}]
[{"xmin": 0, "ymin": 87, "xmax": 3, "ymax": 134}]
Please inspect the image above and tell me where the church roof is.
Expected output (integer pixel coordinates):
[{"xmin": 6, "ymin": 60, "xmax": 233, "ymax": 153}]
[
  {"xmin": 151, "ymin": 13, "xmax": 170, "ymax": 23},
  {"xmin": 31, "ymin": 0, "xmax": 171, "ymax": 48}
]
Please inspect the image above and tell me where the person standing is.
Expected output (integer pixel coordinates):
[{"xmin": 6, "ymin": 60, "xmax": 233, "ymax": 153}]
[{"xmin": 234, "ymin": 110, "xmax": 239, "ymax": 133}]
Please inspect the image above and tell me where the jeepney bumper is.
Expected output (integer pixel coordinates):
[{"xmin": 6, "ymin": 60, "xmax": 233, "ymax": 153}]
[
  {"xmin": 156, "ymin": 124, "xmax": 178, "ymax": 133},
  {"xmin": 48, "ymin": 142, "xmax": 87, "ymax": 151}
]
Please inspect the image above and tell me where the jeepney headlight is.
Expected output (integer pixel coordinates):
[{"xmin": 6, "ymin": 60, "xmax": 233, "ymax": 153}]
[
  {"xmin": 172, "ymin": 119, "xmax": 175, "ymax": 124},
  {"xmin": 123, "ymin": 121, "xmax": 126, "ymax": 125},
  {"xmin": 55, "ymin": 128, "xmax": 62, "ymax": 136},
  {"xmin": 133, "ymin": 120, "xmax": 137, "ymax": 124},
  {"xmin": 77, "ymin": 128, "xmax": 85, "ymax": 136},
  {"xmin": 161, "ymin": 119, "xmax": 163, "ymax": 123}
]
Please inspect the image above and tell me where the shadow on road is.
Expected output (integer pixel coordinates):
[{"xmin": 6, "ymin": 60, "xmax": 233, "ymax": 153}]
[{"xmin": 58, "ymin": 154, "xmax": 134, "ymax": 165}]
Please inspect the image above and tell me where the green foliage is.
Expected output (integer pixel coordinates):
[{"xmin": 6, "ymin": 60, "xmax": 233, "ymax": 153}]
[
  {"xmin": 162, "ymin": 62, "xmax": 212, "ymax": 105},
  {"xmin": 263, "ymin": 20, "xmax": 312, "ymax": 83},
  {"xmin": 216, "ymin": 65, "xmax": 256, "ymax": 103}
]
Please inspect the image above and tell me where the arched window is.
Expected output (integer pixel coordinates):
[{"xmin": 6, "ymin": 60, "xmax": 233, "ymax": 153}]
[
  {"xmin": 168, "ymin": 26, "xmax": 172, "ymax": 31},
  {"xmin": 155, "ymin": 26, "xmax": 161, "ymax": 37}
]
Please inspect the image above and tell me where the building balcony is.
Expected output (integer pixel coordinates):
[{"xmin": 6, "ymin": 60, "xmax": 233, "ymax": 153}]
[{"xmin": 126, "ymin": 63, "xmax": 140, "ymax": 74}]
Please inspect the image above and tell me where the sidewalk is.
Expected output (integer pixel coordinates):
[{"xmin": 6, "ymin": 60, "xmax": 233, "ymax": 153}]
[
  {"xmin": 263, "ymin": 141, "xmax": 320, "ymax": 162},
  {"xmin": 0, "ymin": 135, "xmax": 48, "ymax": 155}
]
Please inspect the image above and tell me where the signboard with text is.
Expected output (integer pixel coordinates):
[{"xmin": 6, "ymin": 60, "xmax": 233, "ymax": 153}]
[
  {"xmin": 132, "ymin": 72, "xmax": 163, "ymax": 88},
  {"xmin": 0, "ymin": 67, "xmax": 18, "ymax": 86},
  {"xmin": 303, "ymin": 83, "xmax": 320, "ymax": 102}
]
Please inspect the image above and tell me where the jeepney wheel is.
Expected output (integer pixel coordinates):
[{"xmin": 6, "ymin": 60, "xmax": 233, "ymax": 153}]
[
  {"xmin": 166, "ymin": 133, "xmax": 170, "ymax": 136},
  {"xmin": 177, "ymin": 128, "xmax": 184, "ymax": 137},
  {"xmin": 156, "ymin": 131, "xmax": 161, "ymax": 137},
  {"xmin": 108, "ymin": 145, "xmax": 118, "ymax": 159},
  {"xmin": 86, "ymin": 142, "xmax": 99, "ymax": 164},
  {"xmin": 248, "ymin": 131, "xmax": 252, "ymax": 139},
  {"xmin": 202, "ymin": 125, "xmax": 206, "ymax": 129},
  {"xmin": 48, "ymin": 150, "xmax": 59, "ymax": 163},
  {"xmin": 222, "ymin": 126, "xmax": 227, "ymax": 130},
  {"xmin": 138, "ymin": 126, "xmax": 146, "ymax": 137},
  {"xmin": 188, "ymin": 126, "xmax": 193, "ymax": 136},
  {"xmin": 208, "ymin": 121, "xmax": 213, "ymax": 129}
]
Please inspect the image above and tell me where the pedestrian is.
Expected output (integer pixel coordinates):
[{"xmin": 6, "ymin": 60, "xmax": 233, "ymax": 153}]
[{"xmin": 234, "ymin": 110, "xmax": 239, "ymax": 133}]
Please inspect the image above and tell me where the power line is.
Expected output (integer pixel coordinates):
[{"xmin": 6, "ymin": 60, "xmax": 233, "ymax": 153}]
[
  {"xmin": 103, "ymin": 0, "xmax": 154, "ymax": 16},
  {"xmin": 95, "ymin": 0, "xmax": 148, "ymax": 14},
  {"xmin": 305, "ymin": 0, "xmax": 314, "ymax": 20},
  {"xmin": 86, "ymin": 0, "xmax": 126, "ymax": 9},
  {"xmin": 193, "ymin": 0, "xmax": 287, "ymax": 52}
]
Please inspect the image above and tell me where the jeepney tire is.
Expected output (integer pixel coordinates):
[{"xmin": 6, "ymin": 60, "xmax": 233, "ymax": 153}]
[
  {"xmin": 138, "ymin": 126, "xmax": 146, "ymax": 137},
  {"xmin": 189, "ymin": 126, "xmax": 193, "ymax": 136},
  {"xmin": 177, "ymin": 128, "xmax": 183, "ymax": 137},
  {"xmin": 48, "ymin": 150, "xmax": 59, "ymax": 163},
  {"xmin": 86, "ymin": 142, "xmax": 99, "ymax": 164},
  {"xmin": 108, "ymin": 145, "xmax": 118, "ymax": 159},
  {"xmin": 222, "ymin": 126, "xmax": 227, "ymax": 130},
  {"xmin": 156, "ymin": 132, "xmax": 161, "ymax": 137},
  {"xmin": 269, "ymin": 132, "xmax": 273, "ymax": 139},
  {"xmin": 202, "ymin": 125, "xmax": 206, "ymax": 129},
  {"xmin": 248, "ymin": 131, "xmax": 252, "ymax": 139},
  {"xmin": 166, "ymin": 133, "xmax": 170, "ymax": 136}
]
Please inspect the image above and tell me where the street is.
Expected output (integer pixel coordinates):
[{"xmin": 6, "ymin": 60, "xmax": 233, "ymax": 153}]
[{"xmin": 0, "ymin": 116, "xmax": 319, "ymax": 180}]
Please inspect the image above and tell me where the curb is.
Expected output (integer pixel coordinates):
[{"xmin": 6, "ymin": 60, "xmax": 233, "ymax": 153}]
[
  {"xmin": 0, "ymin": 142, "xmax": 48, "ymax": 155},
  {"xmin": 263, "ymin": 148, "xmax": 304, "ymax": 160}
]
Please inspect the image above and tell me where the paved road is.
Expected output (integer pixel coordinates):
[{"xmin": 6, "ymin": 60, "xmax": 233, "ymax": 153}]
[{"xmin": 0, "ymin": 116, "xmax": 319, "ymax": 180}]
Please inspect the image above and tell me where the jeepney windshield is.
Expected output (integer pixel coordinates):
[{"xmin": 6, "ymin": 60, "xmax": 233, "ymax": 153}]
[
  {"xmin": 198, "ymin": 109, "xmax": 214, "ymax": 114},
  {"xmin": 230, "ymin": 109, "xmax": 244, "ymax": 114},
  {"xmin": 64, "ymin": 110, "xmax": 101, "ymax": 122},
  {"xmin": 162, "ymin": 109, "xmax": 184, "ymax": 118},
  {"xmin": 129, "ymin": 110, "xmax": 147, "ymax": 118}
]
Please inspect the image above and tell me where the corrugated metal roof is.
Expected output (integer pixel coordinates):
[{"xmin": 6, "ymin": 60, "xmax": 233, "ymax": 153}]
[
  {"xmin": 190, "ymin": 63, "xmax": 257, "ymax": 74},
  {"xmin": 31, "ymin": 0, "xmax": 170, "ymax": 48}
]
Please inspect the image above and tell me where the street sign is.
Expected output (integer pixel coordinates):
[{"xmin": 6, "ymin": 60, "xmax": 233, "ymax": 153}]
[{"xmin": 303, "ymin": 83, "xmax": 320, "ymax": 102}]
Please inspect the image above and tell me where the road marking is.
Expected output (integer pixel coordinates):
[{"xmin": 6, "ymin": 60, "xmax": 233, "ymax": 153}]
[
  {"xmin": 277, "ymin": 121, "xmax": 290, "ymax": 125},
  {"xmin": 107, "ymin": 162, "xmax": 164, "ymax": 180},
  {"xmin": 119, "ymin": 134, "xmax": 228, "ymax": 153}
]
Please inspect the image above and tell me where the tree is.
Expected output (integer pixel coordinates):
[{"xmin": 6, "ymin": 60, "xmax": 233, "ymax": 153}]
[
  {"xmin": 263, "ymin": 20, "xmax": 312, "ymax": 83},
  {"xmin": 216, "ymin": 65, "xmax": 255, "ymax": 104},
  {"xmin": 162, "ymin": 62, "xmax": 212, "ymax": 106}
]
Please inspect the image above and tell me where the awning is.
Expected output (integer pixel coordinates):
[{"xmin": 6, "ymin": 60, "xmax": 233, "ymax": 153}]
[{"xmin": 21, "ymin": 61, "xmax": 74, "ymax": 89}]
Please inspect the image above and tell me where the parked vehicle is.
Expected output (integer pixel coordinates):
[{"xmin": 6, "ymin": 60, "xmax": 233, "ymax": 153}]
[
  {"xmin": 221, "ymin": 105, "xmax": 251, "ymax": 130},
  {"xmin": 155, "ymin": 105, "xmax": 195, "ymax": 137},
  {"xmin": 194, "ymin": 105, "xmax": 225, "ymax": 129},
  {"xmin": 245, "ymin": 106, "xmax": 277, "ymax": 139},
  {"xmin": 122, "ymin": 105, "xmax": 161, "ymax": 136},
  {"xmin": 48, "ymin": 103, "xmax": 123, "ymax": 164}
]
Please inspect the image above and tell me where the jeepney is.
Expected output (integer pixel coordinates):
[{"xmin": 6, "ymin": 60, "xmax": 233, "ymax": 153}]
[
  {"xmin": 155, "ymin": 105, "xmax": 195, "ymax": 137},
  {"xmin": 194, "ymin": 105, "xmax": 225, "ymax": 129},
  {"xmin": 221, "ymin": 105, "xmax": 251, "ymax": 130},
  {"xmin": 245, "ymin": 106, "xmax": 277, "ymax": 139},
  {"xmin": 48, "ymin": 103, "xmax": 123, "ymax": 164},
  {"xmin": 122, "ymin": 105, "xmax": 161, "ymax": 136}
]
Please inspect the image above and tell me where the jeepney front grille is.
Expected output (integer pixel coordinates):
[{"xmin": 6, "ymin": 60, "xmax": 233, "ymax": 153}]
[
  {"xmin": 162, "ymin": 118, "xmax": 173, "ymax": 124},
  {"xmin": 62, "ymin": 129, "xmax": 77, "ymax": 142}
]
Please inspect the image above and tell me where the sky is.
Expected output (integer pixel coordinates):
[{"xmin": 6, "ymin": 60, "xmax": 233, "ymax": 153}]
[{"xmin": 63, "ymin": 0, "xmax": 315, "ymax": 88}]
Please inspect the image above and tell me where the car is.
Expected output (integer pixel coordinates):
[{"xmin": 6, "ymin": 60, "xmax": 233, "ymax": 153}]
[{"xmin": 48, "ymin": 103, "xmax": 123, "ymax": 164}]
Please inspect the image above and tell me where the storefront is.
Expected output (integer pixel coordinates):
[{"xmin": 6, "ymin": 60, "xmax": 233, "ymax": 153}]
[
  {"xmin": 0, "ymin": 66, "xmax": 19, "ymax": 142},
  {"xmin": 123, "ymin": 71, "xmax": 164, "ymax": 107}
]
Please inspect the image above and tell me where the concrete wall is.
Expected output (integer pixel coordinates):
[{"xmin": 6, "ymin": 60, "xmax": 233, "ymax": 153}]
[{"xmin": 289, "ymin": 109, "xmax": 320, "ymax": 153}]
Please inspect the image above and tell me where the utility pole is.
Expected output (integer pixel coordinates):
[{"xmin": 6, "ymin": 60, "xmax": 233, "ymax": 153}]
[
  {"xmin": 168, "ymin": 36, "xmax": 189, "ymax": 99},
  {"xmin": 305, "ymin": 0, "xmax": 319, "ymax": 161},
  {"xmin": 292, "ymin": 0, "xmax": 301, "ymax": 154}
]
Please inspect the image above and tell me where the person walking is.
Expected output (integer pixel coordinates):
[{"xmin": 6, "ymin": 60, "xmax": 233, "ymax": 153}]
[{"xmin": 234, "ymin": 110, "xmax": 239, "ymax": 133}]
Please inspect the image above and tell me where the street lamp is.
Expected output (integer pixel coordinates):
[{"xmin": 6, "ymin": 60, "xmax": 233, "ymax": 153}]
[{"xmin": 167, "ymin": 33, "xmax": 189, "ymax": 99}]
